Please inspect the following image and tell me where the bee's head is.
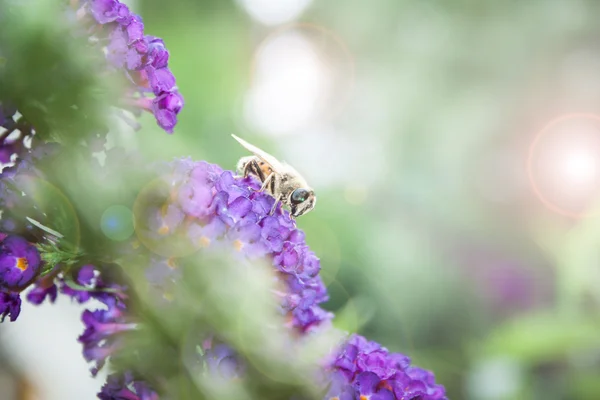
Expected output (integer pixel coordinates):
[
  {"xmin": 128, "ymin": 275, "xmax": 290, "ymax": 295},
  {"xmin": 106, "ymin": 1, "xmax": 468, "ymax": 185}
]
[{"xmin": 289, "ymin": 188, "xmax": 316, "ymax": 218}]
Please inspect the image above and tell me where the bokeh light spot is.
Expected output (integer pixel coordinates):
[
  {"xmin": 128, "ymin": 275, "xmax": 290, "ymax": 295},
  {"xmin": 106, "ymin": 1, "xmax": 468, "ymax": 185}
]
[
  {"xmin": 560, "ymin": 149, "xmax": 597, "ymax": 185},
  {"xmin": 244, "ymin": 31, "xmax": 329, "ymax": 135},
  {"xmin": 237, "ymin": 0, "xmax": 313, "ymax": 26},
  {"xmin": 101, "ymin": 205, "xmax": 134, "ymax": 241},
  {"xmin": 243, "ymin": 24, "xmax": 354, "ymax": 137},
  {"xmin": 528, "ymin": 113, "xmax": 600, "ymax": 218}
]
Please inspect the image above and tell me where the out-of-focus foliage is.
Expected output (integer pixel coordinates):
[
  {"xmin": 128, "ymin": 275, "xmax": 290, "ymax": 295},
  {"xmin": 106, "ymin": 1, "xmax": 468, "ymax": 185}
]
[{"xmin": 0, "ymin": 0, "xmax": 117, "ymax": 143}]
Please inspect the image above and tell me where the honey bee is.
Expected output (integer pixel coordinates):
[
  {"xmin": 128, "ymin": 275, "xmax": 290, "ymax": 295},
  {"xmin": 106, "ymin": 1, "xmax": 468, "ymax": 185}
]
[{"xmin": 231, "ymin": 134, "xmax": 316, "ymax": 218}]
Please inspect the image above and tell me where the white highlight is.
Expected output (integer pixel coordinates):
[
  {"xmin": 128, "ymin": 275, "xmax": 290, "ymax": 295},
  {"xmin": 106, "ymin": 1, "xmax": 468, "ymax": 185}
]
[
  {"xmin": 560, "ymin": 148, "xmax": 598, "ymax": 185},
  {"xmin": 244, "ymin": 32, "xmax": 329, "ymax": 136},
  {"xmin": 238, "ymin": 0, "xmax": 312, "ymax": 26},
  {"xmin": 1, "ymin": 296, "xmax": 106, "ymax": 400}
]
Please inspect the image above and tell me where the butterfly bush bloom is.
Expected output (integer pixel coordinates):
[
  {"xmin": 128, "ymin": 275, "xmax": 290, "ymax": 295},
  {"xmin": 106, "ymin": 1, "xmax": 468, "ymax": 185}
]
[
  {"xmin": 0, "ymin": 235, "xmax": 42, "ymax": 290},
  {"xmin": 326, "ymin": 335, "xmax": 447, "ymax": 400},
  {"xmin": 0, "ymin": 234, "xmax": 41, "ymax": 321},
  {"xmin": 129, "ymin": 160, "xmax": 447, "ymax": 399},
  {"xmin": 79, "ymin": 0, "xmax": 184, "ymax": 133},
  {"xmin": 42, "ymin": 264, "xmax": 134, "ymax": 376},
  {"xmin": 200, "ymin": 337, "xmax": 246, "ymax": 380},
  {"xmin": 137, "ymin": 159, "xmax": 334, "ymax": 333}
]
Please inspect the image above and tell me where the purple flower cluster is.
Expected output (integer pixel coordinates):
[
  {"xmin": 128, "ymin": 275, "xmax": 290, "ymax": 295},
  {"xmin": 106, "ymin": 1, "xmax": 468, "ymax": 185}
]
[
  {"xmin": 201, "ymin": 336, "xmax": 246, "ymax": 380},
  {"xmin": 134, "ymin": 160, "xmax": 447, "ymax": 398},
  {"xmin": 73, "ymin": 267, "xmax": 134, "ymax": 376},
  {"xmin": 79, "ymin": 0, "xmax": 184, "ymax": 133},
  {"xmin": 0, "ymin": 235, "xmax": 42, "ymax": 321},
  {"xmin": 326, "ymin": 335, "xmax": 447, "ymax": 400},
  {"xmin": 141, "ymin": 159, "xmax": 333, "ymax": 333},
  {"xmin": 0, "ymin": 235, "xmax": 42, "ymax": 290},
  {"xmin": 99, "ymin": 371, "xmax": 158, "ymax": 400}
]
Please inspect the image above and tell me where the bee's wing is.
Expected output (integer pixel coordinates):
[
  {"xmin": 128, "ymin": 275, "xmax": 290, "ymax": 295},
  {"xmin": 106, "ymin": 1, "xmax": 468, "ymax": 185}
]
[{"xmin": 231, "ymin": 134, "xmax": 285, "ymax": 172}]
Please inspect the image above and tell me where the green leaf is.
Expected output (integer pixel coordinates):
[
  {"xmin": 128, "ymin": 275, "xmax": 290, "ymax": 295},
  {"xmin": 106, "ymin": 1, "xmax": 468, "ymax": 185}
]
[{"xmin": 475, "ymin": 312, "xmax": 600, "ymax": 365}]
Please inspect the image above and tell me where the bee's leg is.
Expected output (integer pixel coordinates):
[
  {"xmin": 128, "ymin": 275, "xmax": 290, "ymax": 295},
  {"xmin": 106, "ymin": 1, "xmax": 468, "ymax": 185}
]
[
  {"xmin": 242, "ymin": 158, "xmax": 266, "ymax": 182},
  {"xmin": 261, "ymin": 174, "xmax": 281, "ymax": 215},
  {"xmin": 260, "ymin": 173, "xmax": 273, "ymax": 192},
  {"xmin": 269, "ymin": 194, "xmax": 282, "ymax": 216}
]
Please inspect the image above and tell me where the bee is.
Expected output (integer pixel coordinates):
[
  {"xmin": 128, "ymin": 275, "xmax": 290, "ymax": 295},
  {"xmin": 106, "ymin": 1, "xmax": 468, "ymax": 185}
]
[{"xmin": 231, "ymin": 134, "xmax": 316, "ymax": 218}]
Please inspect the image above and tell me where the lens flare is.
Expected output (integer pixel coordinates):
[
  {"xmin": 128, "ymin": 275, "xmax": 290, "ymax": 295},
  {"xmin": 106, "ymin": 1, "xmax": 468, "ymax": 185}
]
[
  {"xmin": 243, "ymin": 24, "xmax": 354, "ymax": 137},
  {"xmin": 244, "ymin": 31, "xmax": 329, "ymax": 135},
  {"xmin": 13, "ymin": 175, "xmax": 80, "ymax": 247},
  {"xmin": 527, "ymin": 113, "xmax": 600, "ymax": 217},
  {"xmin": 133, "ymin": 177, "xmax": 197, "ymax": 258},
  {"xmin": 101, "ymin": 205, "xmax": 134, "ymax": 241},
  {"xmin": 560, "ymin": 149, "xmax": 597, "ymax": 185}
]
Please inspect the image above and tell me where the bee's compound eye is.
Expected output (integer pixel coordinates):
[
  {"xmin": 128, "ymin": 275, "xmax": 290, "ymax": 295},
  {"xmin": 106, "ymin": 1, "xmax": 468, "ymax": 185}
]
[{"xmin": 291, "ymin": 188, "xmax": 310, "ymax": 204}]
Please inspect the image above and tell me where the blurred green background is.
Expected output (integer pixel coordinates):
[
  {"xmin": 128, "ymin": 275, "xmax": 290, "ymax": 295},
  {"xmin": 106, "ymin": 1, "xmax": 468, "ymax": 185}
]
[{"xmin": 94, "ymin": 0, "xmax": 600, "ymax": 398}]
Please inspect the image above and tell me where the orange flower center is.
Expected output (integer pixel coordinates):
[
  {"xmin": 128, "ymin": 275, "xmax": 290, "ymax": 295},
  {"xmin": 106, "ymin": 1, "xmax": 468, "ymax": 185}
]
[
  {"xmin": 198, "ymin": 236, "xmax": 211, "ymax": 248},
  {"xmin": 233, "ymin": 240, "xmax": 244, "ymax": 251},
  {"xmin": 16, "ymin": 257, "xmax": 28, "ymax": 271}
]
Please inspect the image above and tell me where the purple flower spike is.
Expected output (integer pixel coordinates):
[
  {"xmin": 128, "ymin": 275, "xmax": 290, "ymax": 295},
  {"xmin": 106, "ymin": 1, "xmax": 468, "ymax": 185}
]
[
  {"xmin": 146, "ymin": 160, "xmax": 333, "ymax": 333},
  {"xmin": 82, "ymin": 0, "xmax": 184, "ymax": 133},
  {"xmin": 99, "ymin": 372, "xmax": 159, "ymax": 400},
  {"xmin": 0, "ymin": 291, "xmax": 21, "ymax": 322},
  {"xmin": 326, "ymin": 334, "xmax": 447, "ymax": 400},
  {"xmin": 0, "ymin": 235, "xmax": 42, "ymax": 290}
]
